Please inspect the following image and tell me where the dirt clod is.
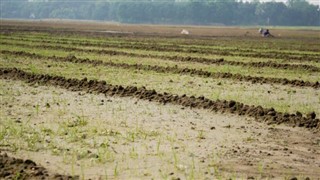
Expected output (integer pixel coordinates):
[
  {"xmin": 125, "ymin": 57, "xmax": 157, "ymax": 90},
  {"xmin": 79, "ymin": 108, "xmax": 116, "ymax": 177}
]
[{"xmin": 307, "ymin": 112, "xmax": 316, "ymax": 119}]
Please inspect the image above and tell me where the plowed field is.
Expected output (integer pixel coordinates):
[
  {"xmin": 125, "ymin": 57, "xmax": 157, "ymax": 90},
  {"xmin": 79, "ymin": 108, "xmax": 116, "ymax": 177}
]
[{"xmin": 1, "ymin": 20, "xmax": 320, "ymax": 179}]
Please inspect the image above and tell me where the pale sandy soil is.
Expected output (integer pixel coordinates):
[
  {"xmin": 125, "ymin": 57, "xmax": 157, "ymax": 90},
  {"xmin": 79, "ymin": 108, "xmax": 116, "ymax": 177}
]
[
  {"xmin": 1, "ymin": 79, "xmax": 320, "ymax": 179},
  {"xmin": 1, "ymin": 57, "xmax": 319, "ymax": 116}
]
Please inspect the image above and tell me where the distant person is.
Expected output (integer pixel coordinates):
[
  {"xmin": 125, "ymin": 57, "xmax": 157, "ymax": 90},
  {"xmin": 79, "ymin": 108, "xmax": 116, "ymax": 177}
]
[
  {"xmin": 264, "ymin": 29, "xmax": 270, "ymax": 37},
  {"xmin": 259, "ymin": 28, "xmax": 273, "ymax": 37}
]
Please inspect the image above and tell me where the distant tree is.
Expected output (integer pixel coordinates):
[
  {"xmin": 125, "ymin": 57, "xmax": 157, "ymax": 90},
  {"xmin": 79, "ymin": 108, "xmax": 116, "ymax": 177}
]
[
  {"xmin": 0, "ymin": 1, "xmax": 25, "ymax": 18},
  {"xmin": 49, "ymin": 8, "xmax": 76, "ymax": 19},
  {"xmin": 92, "ymin": 2, "xmax": 110, "ymax": 20},
  {"xmin": 184, "ymin": 1, "xmax": 209, "ymax": 24},
  {"xmin": 0, "ymin": 0, "xmax": 319, "ymax": 26},
  {"xmin": 255, "ymin": 2, "xmax": 287, "ymax": 25},
  {"xmin": 285, "ymin": 0, "xmax": 320, "ymax": 25},
  {"xmin": 287, "ymin": 0, "xmax": 309, "ymax": 10},
  {"xmin": 236, "ymin": 2, "xmax": 258, "ymax": 25}
]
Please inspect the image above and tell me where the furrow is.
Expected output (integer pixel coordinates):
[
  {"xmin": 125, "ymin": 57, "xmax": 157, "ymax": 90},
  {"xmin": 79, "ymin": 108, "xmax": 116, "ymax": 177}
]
[
  {"xmin": 2, "ymin": 34, "xmax": 320, "ymax": 62},
  {"xmin": 2, "ymin": 50, "xmax": 320, "ymax": 89},
  {"xmin": 2, "ymin": 41, "xmax": 320, "ymax": 72}
]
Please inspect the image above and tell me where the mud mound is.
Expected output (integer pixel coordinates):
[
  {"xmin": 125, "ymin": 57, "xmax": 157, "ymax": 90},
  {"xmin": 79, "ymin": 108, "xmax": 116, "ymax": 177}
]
[
  {"xmin": 2, "ymin": 50, "xmax": 320, "ymax": 89},
  {"xmin": 0, "ymin": 152, "xmax": 77, "ymax": 180},
  {"xmin": 1, "ymin": 68, "xmax": 319, "ymax": 130},
  {"xmin": 226, "ymin": 60, "xmax": 320, "ymax": 72}
]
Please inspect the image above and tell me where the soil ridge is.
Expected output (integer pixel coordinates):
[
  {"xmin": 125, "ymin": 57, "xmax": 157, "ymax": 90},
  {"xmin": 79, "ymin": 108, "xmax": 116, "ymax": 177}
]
[{"xmin": 1, "ymin": 67, "xmax": 319, "ymax": 130}]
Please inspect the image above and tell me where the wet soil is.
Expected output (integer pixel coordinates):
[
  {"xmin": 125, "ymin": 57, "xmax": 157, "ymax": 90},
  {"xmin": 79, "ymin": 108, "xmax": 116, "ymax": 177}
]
[
  {"xmin": 2, "ymin": 50, "xmax": 320, "ymax": 89},
  {"xmin": 1, "ymin": 67, "xmax": 319, "ymax": 130}
]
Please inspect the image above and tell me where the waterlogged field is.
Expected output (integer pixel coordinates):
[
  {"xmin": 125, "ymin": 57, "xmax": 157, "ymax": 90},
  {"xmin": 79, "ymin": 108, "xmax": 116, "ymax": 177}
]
[{"xmin": 1, "ymin": 20, "xmax": 320, "ymax": 179}]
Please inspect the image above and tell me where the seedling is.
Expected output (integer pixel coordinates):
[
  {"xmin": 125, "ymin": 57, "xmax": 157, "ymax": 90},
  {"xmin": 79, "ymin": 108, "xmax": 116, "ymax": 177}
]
[
  {"xmin": 114, "ymin": 162, "xmax": 119, "ymax": 177},
  {"xmin": 35, "ymin": 104, "xmax": 40, "ymax": 115},
  {"xmin": 197, "ymin": 130, "xmax": 205, "ymax": 140},
  {"xmin": 129, "ymin": 147, "xmax": 138, "ymax": 159}
]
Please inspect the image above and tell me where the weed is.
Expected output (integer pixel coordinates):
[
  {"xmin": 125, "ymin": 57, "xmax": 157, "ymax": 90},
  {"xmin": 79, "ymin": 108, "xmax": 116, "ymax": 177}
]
[
  {"xmin": 114, "ymin": 162, "xmax": 119, "ymax": 177},
  {"xmin": 188, "ymin": 156, "xmax": 195, "ymax": 180},
  {"xmin": 29, "ymin": 64, "xmax": 38, "ymax": 74},
  {"xmin": 97, "ymin": 146, "xmax": 114, "ymax": 163},
  {"xmin": 245, "ymin": 136, "xmax": 255, "ymax": 142},
  {"xmin": 13, "ymin": 172, "xmax": 22, "ymax": 180},
  {"xmin": 156, "ymin": 138, "xmax": 162, "ymax": 156},
  {"xmin": 34, "ymin": 104, "xmax": 40, "ymax": 115},
  {"xmin": 0, "ymin": 125, "xmax": 7, "ymax": 142},
  {"xmin": 129, "ymin": 147, "xmax": 138, "ymax": 159},
  {"xmin": 258, "ymin": 162, "xmax": 265, "ymax": 177},
  {"xmin": 172, "ymin": 148, "xmax": 178, "ymax": 169},
  {"xmin": 71, "ymin": 152, "xmax": 76, "ymax": 177},
  {"xmin": 197, "ymin": 130, "xmax": 205, "ymax": 140}
]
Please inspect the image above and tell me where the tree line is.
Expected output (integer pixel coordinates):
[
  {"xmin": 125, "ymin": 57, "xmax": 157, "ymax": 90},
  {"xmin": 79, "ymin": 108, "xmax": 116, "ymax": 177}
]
[{"xmin": 1, "ymin": 0, "xmax": 319, "ymax": 26}]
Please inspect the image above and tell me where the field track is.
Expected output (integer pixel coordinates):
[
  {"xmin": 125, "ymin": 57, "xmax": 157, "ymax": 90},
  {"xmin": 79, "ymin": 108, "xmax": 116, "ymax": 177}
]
[{"xmin": 1, "ymin": 20, "xmax": 320, "ymax": 179}]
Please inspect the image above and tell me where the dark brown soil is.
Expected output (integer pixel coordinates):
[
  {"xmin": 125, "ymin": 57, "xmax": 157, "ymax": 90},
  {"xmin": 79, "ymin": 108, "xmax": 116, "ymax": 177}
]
[
  {"xmin": 1, "ymin": 67, "xmax": 319, "ymax": 130},
  {"xmin": 0, "ymin": 152, "xmax": 78, "ymax": 180},
  {"xmin": 2, "ymin": 50, "xmax": 320, "ymax": 89}
]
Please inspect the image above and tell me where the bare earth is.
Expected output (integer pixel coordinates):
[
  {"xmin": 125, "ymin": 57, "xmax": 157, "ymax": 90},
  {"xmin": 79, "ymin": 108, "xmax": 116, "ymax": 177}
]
[
  {"xmin": 1, "ymin": 79, "xmax": 319, "ymax": 179},
  {"xmin": 1, "ymin": 19, "xmax": 319, "ymax": 38},
  {"xmin": 1, "ymin": 19, "xmax": 320, "ymax": 179}
]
